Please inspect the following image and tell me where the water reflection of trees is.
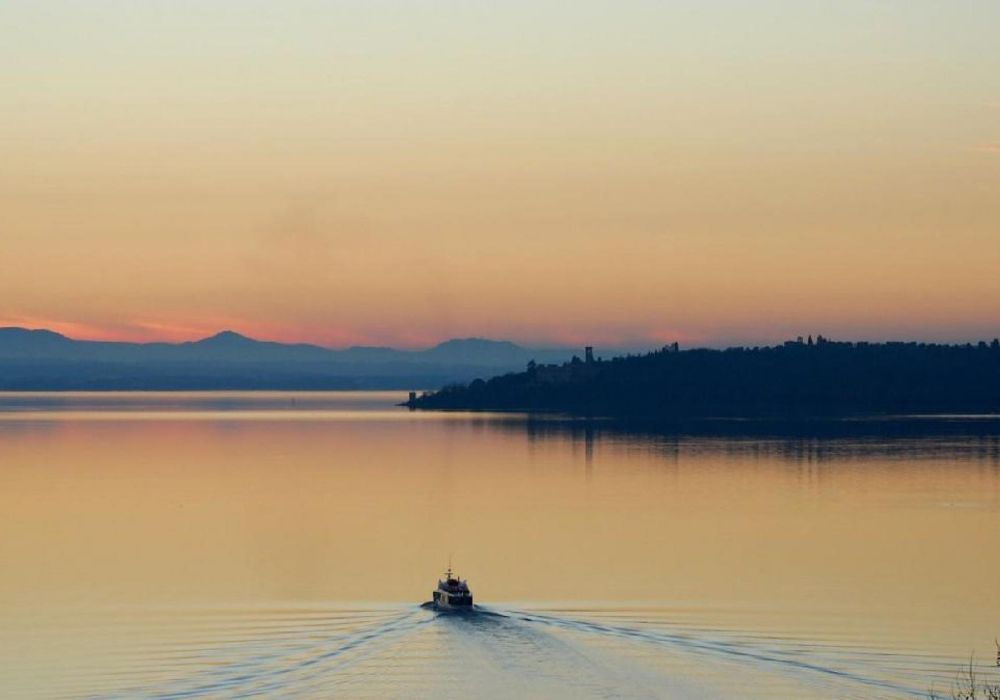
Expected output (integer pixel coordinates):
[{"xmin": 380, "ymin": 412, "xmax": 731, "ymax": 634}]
[{"xmin": 459, "ymin": 414, "xmax": 1000, "ymax": 466}]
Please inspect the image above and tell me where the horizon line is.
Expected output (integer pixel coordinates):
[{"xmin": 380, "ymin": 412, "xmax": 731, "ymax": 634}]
[
  {"xmin": 2, "ymin": 324, "xmax": 999, "ymax": 354},
  {"xmin": 0, "ymin": 325, "xmax": 657, "ymax": 353}
]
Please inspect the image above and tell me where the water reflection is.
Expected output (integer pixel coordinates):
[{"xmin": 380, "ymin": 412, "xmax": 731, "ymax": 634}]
[
  {"xmin": 1, "ymin": 393, "xmax": 998, "ymax": 698},
  {"xmin": 509, "ymin": 414, "xmax": 1000, "ymax": 464}
]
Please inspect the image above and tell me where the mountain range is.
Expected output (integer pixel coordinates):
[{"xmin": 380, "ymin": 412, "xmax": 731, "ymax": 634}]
[{"xmin": 0, "ymin": 327, "xmax": 606, "ymax": 390}]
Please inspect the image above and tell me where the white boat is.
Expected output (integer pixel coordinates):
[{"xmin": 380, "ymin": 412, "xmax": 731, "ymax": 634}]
[{"xmin": 432, "ymin": 567, "xmax": 473, "ymax": 610}]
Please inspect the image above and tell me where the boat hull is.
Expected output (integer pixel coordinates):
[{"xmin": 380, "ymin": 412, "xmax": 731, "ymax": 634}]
[{"xmin": 432, "ymin": 590, "xmax": 473, "ymax": 610}]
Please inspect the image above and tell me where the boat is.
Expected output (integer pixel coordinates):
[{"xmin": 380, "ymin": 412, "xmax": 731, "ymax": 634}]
[{"xmin": 432, "ymin": 567, "xmax": 473, "ymax": 610}]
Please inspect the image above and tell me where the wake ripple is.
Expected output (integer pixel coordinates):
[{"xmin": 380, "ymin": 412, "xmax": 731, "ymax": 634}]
[
  {"xmin": 490, "ymin": 607, "xmax": 927, "ymax": 698},
  {"xmin": 58, "ymin": 604, "xmax": 957, "ymax": 699},
  {"xmin": 92, "ymin": 609, "xmax": 429, "ymax": 700}
]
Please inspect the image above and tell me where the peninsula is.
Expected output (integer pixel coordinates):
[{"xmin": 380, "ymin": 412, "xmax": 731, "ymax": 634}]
[{"xmin": 407, "ymin": 337, "xmax": 1000, "ymax": 418}]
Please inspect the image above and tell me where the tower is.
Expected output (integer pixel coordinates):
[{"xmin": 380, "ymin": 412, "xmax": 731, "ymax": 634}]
[{"xmin": 585, "ymin": 346, "xmax": 594, "ymax": 364}]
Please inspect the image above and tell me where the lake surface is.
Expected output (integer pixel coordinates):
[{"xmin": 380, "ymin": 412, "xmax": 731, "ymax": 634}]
[{"xmin": 1, "ymin": 391, "xmax": 998, "ymax": 698}]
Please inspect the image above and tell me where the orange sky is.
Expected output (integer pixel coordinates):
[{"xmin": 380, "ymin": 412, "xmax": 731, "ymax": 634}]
[{"xmin": 2, "ymin": 1, "xmax": 999, "ymax": 347}]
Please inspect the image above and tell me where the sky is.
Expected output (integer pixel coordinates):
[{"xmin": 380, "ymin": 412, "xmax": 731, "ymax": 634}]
[{"xmin": 2, "ymin": 0, "xmax": 999, "ymax": 348}]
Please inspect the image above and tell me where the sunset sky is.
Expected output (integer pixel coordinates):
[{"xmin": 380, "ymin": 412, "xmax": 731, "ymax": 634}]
[{"xmin": 3, "ymin": 1, "xmax": 999, "ymax": 348}]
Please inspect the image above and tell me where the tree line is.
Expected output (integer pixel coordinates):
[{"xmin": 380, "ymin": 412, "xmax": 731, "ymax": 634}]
[{"xmin": 409, "ymin": 337, "xmax": 1000, "ymax": 417}]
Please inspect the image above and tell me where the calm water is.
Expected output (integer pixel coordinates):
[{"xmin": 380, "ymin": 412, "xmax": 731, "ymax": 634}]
[{"xmin": 1, "ymin": 392, "xmax": 998, "ymax": 699}]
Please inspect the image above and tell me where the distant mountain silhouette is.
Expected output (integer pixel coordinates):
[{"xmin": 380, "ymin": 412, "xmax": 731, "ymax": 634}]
[
  {"xmin": 179, "ymin": 330, "xmax": 333, "ymax": 361},
  {"xmin": 0, "ymin": 328, "xmax": 74, "ymax": 353},
  {"xmin": 0, "ymin": 327, "xmax": 589, "ymax": 390},
  {"xmin": 417, "ymin": 338, "xmax": 531, "ymax": 365},
  {"xmin": 409, "ymin": 337, "xmax": 1000, "ymax": 417},
  {"xmin": 193, "ymin": 330, "xmax": 259, "ymax": 347}
]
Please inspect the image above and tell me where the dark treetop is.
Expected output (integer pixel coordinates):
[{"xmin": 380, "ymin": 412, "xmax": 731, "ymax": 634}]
[{"xmin": 408, "ymin": 336, "xmax": 1000, "ymax": 418}]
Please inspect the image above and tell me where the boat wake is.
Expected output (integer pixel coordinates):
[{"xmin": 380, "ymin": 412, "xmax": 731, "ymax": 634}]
[
  {"xmin": 486, "ymin": 606, "xmax": 927, "ymax": 698},
  {"xmin": 93, "ymin": 608, "xmax": 432, "ymax": 700},
  {"xmin": 72, "ymin": 603, "xmax": 941, "ymax": 699}
]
